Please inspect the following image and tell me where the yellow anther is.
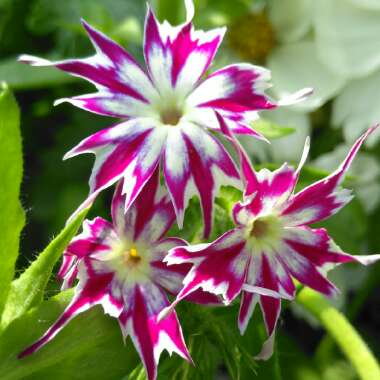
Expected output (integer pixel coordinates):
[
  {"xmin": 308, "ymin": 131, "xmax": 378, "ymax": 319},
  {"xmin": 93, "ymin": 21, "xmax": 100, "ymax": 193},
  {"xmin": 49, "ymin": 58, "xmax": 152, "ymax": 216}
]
[{"xmin": 130, "ymin": 247, "xmax": 139, "ymax": 258}]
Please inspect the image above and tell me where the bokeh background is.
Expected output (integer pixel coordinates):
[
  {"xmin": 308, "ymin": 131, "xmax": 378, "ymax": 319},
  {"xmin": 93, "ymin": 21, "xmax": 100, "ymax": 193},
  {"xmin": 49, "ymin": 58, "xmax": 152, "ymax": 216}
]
[{"xmin": 1, "ymin": 0, "xmax": 380, "ymax": 379}]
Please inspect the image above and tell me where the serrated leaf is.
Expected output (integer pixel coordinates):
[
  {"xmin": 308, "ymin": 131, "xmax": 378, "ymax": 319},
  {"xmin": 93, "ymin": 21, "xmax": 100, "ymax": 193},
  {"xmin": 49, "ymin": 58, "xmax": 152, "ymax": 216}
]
[
  {"xmin": 0, "ymin": 289, "xmax": 139, "ymax": 380},
  {"xmin": 1, "ymin": 207, "xmax": 88, "ymax": 329},
  {"xmin": 0, "ymin": 58, "xmax": 76, "ymax": 90},
  {"xmin": 252, "ymin": 119, "xmax": 295, "ymax": 140},
  {"xmin": 0, "ymin": 83, "xmax": 25, "ymax": 318}
]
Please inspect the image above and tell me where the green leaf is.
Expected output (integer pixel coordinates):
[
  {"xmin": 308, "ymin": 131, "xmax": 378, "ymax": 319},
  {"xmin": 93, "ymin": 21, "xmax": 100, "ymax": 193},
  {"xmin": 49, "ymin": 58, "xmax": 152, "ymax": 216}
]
[
  {"xmin": 0, "ymin": 57, "xmax": 76, "ymax": 90},
  {"xmin": 252, "ymin": 119, "xmax": 295, "ymax": 140},
  {"xmin": 0, "ymin": 289, "xmax": 139, "ymax": 380},
  {"xmin": 1, "ymin": 207, "xmax": 88, "ymax": 329},
  {"xmin": 0, "ymin": 83, "xmax": 25, "ymax": 318}
]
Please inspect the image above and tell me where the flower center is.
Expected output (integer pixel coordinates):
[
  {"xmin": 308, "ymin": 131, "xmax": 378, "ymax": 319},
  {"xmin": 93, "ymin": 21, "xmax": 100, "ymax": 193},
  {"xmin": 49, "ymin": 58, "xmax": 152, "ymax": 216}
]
[
  {"xmin": 246, "ymin": 214, "xmax": 283, "ymax": 255},
  {"xmin": 123, "ymin": 247, "xmax": 141, "ymax": 267},
  {"xmin": 160, "ymin": 107, "xmax": 183, "ymax": 126},
  {"xmin": 107, "ymin": 242, "xmax": 151, "ymax": 284},
  {"xmin": 228, "ymin": 12, "xmax": 276, "ymax": 63}
]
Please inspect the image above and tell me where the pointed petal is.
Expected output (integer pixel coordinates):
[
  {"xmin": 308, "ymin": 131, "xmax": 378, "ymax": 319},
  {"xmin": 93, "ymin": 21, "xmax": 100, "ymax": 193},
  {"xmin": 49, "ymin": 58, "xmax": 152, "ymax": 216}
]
[
  {"xmin": 188, "ymin": 64, "xmax": 275, "ymax": 112},
  {"xmin": 119, "ymin": 285, "xmax": 191, "ymax": 380},
  {"xmin": 55, "ymin": 91, "xmax": 154, "ymax": 119},
  {"xmin": 19, "ymin": 272, "xmax": 119, "ymax": 358},
  {"xmin": 281, "ymin": 126, "xmax": 379, "ymax": 226},
  {"xmin": 238, "ymin": 291, "xmax": 259, "ymax": 335},
  {"xmin": 163, "ymin": 124, "xmax": 240, "ymax": 237},
  {"xmin": 151, "ymin": 238, "xmax": 221, "ymax": 305},
  {"xmin": 283, "ymin": 226, "xmax": 380, "ymax": 270},
  {"xmin": 66, "ymin": 120, "xmax": 167, "ymax": 221},
  {"xmin": 164, "ymin": 229, "xmax": 248, "ymax": 316},
  {"xmin": 143, "ymin": 5, "xmax": 225, "ymax": 96},
  {"xmin": 20, "ymin": 21, "xmax": 158, "ymax": 116},
  {"xmin": 268, "ymin": 41, "xmax": 345, "ymax": 112},
  {"xmin": 278, "ymin": 235, "xmax": 339, "ymax": 297},
  {"xmin": 112, "ymin": 168, "xmax": 175, "ymax": 244}
]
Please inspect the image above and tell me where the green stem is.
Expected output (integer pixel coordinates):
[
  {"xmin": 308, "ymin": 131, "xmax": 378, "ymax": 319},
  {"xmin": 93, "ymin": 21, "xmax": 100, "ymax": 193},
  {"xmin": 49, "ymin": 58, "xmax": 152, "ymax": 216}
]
[
  {"xmin": 297, "ymin": 287, "xmax": 380, "ymax": 380},
  {"xmin": 315, "ymin": 263, "xmax": 380, "ymax": 365}
]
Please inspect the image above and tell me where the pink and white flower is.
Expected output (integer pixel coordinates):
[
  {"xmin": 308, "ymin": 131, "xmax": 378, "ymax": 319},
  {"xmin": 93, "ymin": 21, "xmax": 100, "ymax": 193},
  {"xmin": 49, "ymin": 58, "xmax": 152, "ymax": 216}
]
[
  {"xmin": 163, "ymin": 115, "xmax": 380, "ymax": 359},
  {"xmin": 19, "ymin": 170, "xmax": 218, "ymax": 380},
  {"xmin": 19, "ymin": 0, "xmax": 310, "ymax": 237}
]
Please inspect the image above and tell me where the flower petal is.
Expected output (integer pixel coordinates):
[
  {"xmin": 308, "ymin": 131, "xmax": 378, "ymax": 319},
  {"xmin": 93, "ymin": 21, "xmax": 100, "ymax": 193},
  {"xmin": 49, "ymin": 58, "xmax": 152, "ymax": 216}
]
[
  {"xmin": 66, "ymin": 119, "xmax": 167, "ymax": 221},
  {"xmin": 163, "ymin": 229, "xmax": 248, "ymax": 318},
  {"xmin": 119, "ymin": 285, "xmax": 191, "ymax": 380},
  {"xmin": 19, "ymin": 272, "xmax": 120, "ymax": 358},
  {"xmin": 314, "ymin": 0, "xmax": 380, "ymax": 78},
  {"xmin": 55, "ymin": 91, "xmax": 155, "ymax": 119},
  {"xmin": 268, "ymin": 0, "xmax": 313, "ymax": 43},
  {"xmin": 163, "ymin": 123, "xmax": 241, "ymax": 237},
  {"xmin": 143, "ymin": 5, "xmax": 225, "ymax": 96},
  {"xmin": 20, "ymin": 21, "xmax": 158, "ymax": 116},
  {"xmin": 333, "ymin": 71, "xmax": 380, "ymax": 148},
  {"xmin": 268, "ymin": 41, "xmax": 346, "ymax": 112},
  {"xmin": 281, "ymin": 126, "xmax": 378, "ymax": 226},
  {"xmin": 112, "ymin": 168, "xmax": 175, "ymax": 244},
  {"xmin": 188, "ymin": 64, "xmax": 275, "ymax": 112}
]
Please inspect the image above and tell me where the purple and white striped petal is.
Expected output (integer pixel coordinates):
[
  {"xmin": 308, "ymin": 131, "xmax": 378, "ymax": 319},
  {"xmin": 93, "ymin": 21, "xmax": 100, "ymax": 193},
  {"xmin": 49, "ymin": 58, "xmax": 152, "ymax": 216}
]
[
  {"xmin": 65, "ymin": 119, "xmax": 167, "ymax": 219},
  {"xmin": 19, "ymin": 21, "xmax": 159, "ymax": 117},
  {"xmin": 281, "ymin": 126, "xmax": 379, "ymax": 226},
  {"xmin": 111, "ymin": 169, "xmax": 175, "ymax": 244},
  {"xmin": 118, "ymin": 284, "xmax": 191, "ymax": 380},
  {"xmin": 19, "ymin": 272, "xmax": 121, "ymax": 358},
  {"xmin": 143, "ymin": 4, "xmax": 225, "ymax": 96},
  {"xmin": 163, "ymin": 229, "xmax": 249, "ymax": 317},
  {"xmin": 163, "ymin": 124, "xmax": 241, "ymax": 237},
  {"xmin": 151, "ymin": 238, "xmax": 221, "ymax": 305},
  {"xmin": 188, "ymin": 64, "xmax": 275, "ymax": 113}
]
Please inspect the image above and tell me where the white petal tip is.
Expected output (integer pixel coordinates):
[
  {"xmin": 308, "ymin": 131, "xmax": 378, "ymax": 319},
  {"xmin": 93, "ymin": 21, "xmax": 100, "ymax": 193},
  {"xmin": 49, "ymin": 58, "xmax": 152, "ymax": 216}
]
[
  {"xmin": 18, "ymin": 54, "xmax": 50, "ymax": 66},
  {"xmin": 277, "ymin": 87, "xmax": 313, "ymax": 107},
  {"xmin": 157, "ymin": 305, "xmax": 173, "ymax": 322}
]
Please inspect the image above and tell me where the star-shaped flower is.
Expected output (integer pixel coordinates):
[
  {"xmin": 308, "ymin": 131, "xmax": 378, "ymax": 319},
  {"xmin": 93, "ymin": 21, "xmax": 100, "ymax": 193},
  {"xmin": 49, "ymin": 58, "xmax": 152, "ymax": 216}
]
[
  {"xmin": 19, "ymin": 169, "xmax": 218, "ymax": 380},
  {"xmin": 163, "ymin": 114, "xmax": 380, "ymax": 358},
  {"xmin": 19, "ymin": 0, "xmax": 310, "ymax": 237}
]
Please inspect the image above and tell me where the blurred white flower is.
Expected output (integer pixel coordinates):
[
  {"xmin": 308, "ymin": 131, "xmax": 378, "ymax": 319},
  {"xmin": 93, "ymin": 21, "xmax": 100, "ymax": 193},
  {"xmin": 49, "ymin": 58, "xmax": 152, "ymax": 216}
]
[{"xmin": 313, "ymin": 144, "xmax": 380, "ymax": 212}]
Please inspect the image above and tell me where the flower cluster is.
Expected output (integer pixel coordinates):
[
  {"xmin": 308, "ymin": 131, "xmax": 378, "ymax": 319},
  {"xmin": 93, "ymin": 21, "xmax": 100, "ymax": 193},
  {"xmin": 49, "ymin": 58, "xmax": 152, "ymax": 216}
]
[{"xmin": 19, "ymin": 1, "xmax": 379, "ymax": 379}]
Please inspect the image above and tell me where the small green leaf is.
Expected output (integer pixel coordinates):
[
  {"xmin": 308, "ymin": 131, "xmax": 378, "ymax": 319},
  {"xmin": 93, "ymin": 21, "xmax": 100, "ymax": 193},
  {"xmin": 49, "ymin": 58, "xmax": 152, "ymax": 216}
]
[
  {"xmin": 0, "ymin": 290, "xmax": 139, "ymax": 380},
  {"xmin": 252, "ymin": 119, "xmax": 295, "ymax": 140},
  {"xmin": 0, "ymin": 83, "xmax": 25, "ymax": 318},
  {"xmin": 0, "ymin": 58, "xmax": 76, "ymax": 90},
  {"xmin": 125, "ymin": 364, "xmax": 147, "ymax": 380},
  {"xmin": 1, "ymin": 208, "xmax": 88, "ymax": 329}
]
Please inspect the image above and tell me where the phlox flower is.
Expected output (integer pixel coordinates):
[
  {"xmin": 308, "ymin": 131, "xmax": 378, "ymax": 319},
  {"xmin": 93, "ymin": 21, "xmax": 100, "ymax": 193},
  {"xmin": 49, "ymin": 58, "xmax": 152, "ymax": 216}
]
[
  {"xmin": 19, "ymin": 0, "xmax": 310, "ymax": 237},
  {"xmin": 19, "ymin": 170, "xmax": 218, "ymax": 380},
  {"xmin": 163, "ymin": 114, "xmax": 380, "ymax": 359}
]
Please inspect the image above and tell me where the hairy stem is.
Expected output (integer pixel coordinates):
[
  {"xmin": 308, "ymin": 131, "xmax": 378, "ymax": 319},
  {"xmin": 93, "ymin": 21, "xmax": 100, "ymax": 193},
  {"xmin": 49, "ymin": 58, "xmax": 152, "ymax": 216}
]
[{"xmin": 297, "ymin": 287, "xmax": 380, "ymax": 380}]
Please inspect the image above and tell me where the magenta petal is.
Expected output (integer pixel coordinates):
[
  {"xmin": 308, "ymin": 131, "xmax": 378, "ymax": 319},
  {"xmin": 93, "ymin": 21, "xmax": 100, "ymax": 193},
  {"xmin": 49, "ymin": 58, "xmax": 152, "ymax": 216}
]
[
  {"xmin": 165, "ymin": 229, "xmax": 248, "ymax": 312},
  {"xmin": 278, "ymin": 240, "xmax": 339, "ymax": 297},
  {"xmin": 66, "ymin": 120, "xmax": 167, "ymax": 221},
  {"xmin": 189, "ymin": 64, "xmax": 275, "ymax": 112},
  {"xmin": 119, "ymin": 285, "xmax": 191, "ymax": 380},
  {"xmin": 238, "ymin": 291, "xmax": 259, "ymax": 334},
  {"xmin": 282, "ymin": 126, "xmax": 379, "ymax": 226},
  {"xmin": 111, "ymin": 168, "xmax": 175, "ymax": 244},
  {"xmin": 163, "ymin": 125, "xmax": 240, "ymax": 237},
  {"xmin": 19, "ymin": 273, "xmax": 118, "ymax": 358},
  {"xmin": 143, "ymin": 5, "xmax": 225, "ymax": 94}
]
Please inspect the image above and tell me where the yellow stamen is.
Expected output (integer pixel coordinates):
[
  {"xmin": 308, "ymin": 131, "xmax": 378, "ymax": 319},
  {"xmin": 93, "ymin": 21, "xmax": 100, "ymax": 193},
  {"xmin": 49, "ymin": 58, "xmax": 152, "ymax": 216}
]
[{"xmin": 130, "ymin": 247, "xmax": 139, "ymax": 258}]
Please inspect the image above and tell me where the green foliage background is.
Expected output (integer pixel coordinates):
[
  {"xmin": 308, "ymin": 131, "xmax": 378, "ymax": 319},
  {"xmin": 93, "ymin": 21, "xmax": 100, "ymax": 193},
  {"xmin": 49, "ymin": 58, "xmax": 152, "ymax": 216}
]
[{"xmin": 1, "ymin": 0, "xmax": 380, "ymax": 379}]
